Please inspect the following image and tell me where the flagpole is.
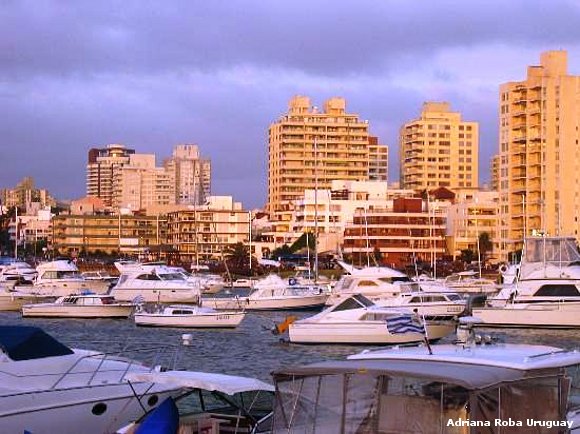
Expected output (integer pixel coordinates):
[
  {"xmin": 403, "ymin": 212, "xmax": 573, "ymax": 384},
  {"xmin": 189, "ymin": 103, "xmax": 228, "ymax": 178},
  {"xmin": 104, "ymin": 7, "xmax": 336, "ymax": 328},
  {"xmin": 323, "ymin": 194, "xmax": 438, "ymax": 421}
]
[{"xmin": 414, "ymin": 308, "xmax": 433, "ymax": 355}]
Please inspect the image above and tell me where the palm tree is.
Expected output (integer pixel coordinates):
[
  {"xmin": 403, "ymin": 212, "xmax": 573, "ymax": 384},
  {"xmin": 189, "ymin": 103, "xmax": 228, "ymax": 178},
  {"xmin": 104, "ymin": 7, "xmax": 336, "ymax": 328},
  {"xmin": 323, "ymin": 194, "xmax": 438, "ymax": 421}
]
[
  {"xmin": 478, "ymin": 232, "xmax": 493, "ymax": 264},
  {"xmin": 224, "ymin": 242, "xmax": 256, "ymax": 275}
]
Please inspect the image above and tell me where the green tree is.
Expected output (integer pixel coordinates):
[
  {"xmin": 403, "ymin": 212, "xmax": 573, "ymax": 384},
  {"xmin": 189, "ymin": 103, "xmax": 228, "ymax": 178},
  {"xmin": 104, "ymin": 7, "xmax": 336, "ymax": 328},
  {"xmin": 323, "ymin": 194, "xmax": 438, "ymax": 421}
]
[
  {"xmin": 271, "ymin": 244, "xmax": 292, "ymax": 260},
  {"xmin": 290, "ymin": 232, "xmax": 316, "ymax": 252}
]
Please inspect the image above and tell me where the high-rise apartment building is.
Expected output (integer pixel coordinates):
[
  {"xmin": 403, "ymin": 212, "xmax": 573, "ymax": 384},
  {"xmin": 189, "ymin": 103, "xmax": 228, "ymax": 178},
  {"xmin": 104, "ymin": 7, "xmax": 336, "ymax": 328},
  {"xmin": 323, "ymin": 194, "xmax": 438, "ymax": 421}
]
[
  {"xmin": 164, "ymin": 144, "xmax": 211, "ymax": 205},
  {"xmin": 114, "ymin": 154, "xmax": 175, "ymax": 210},
  {"xmin": 498, "ymin": 51, "xmax": 580, "ymax": 258},
  {"xmin": 490, "ymin": 155, "xmax": 500, "ymax": 192},
  {"xmin": 399, "ymin": 102, "xmax": 479, "ymax": 191},
  {"xmin": 268, "ymin": 96, "xmax": 384, "ymax": 227},
  {"xmin": 86, "ymin": 144, "xmax": 135, "ymax": 206},
  {"xmin": 368, "ymin": 136, "xmax": 388, "ymax": 181}
]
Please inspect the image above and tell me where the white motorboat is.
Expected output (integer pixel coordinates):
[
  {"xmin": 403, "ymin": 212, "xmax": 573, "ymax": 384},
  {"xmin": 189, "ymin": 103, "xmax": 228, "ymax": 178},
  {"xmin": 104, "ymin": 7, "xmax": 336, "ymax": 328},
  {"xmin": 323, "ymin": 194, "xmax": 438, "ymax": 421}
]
[
  {"xmin": 29, "ymin": 259, "xmax": 110, "ymax": 295},
  {"xmin": 271, "ymin": 321, "xmax": 580, "ymax": 432},
  {"xmin": 0, "ymin": 287, "xmax": 53, "ymax": 311},
  {"xmin": 326, "ymin": 271, "xmax": 421, "ymax": 306},
  {"xmin": 204, "ymin": 276, "xmax": 328, "ymax": 311},
  {"xmin": 420, "ymin": 270, "xmax": 499, "ymax": 294},
  {"xmin": 110, "ymin": 263, "xmax": 201, "ymax": 303},
  {"xmin": 22, "ymin": 294, "xmax": 134, "ymax": 318},
  {"xmin": 0, "ymin": 325, "xmax": 183, "ymax": 434},
  {"xmin": 0, "ymin": 260, "xmax": 37, "ymax": 285},
  {"xmin": 377, "ymin": 291, "xmax": 467, "ymax": 319},
  {"xmin": 473, "ymin": 236, "xmax": 580, "ymax": 328},
  {"xmin": 134, "ymin": 304, "xmax": 246, "ymax": 328},
  {"xmin": 117, "ymin": 371, "xmax": 274, "ymax": 434},
  {"xmin": 288, "ymin": 294, "xmax": 455, "ymax": 344}
]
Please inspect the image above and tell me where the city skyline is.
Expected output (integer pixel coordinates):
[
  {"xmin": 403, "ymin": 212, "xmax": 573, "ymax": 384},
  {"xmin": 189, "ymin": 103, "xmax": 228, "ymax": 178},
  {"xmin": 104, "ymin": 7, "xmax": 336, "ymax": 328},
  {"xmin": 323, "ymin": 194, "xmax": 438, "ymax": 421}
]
[{"xmin": 2, "ymin": 1, "xmax": 580, "ymax": 209}]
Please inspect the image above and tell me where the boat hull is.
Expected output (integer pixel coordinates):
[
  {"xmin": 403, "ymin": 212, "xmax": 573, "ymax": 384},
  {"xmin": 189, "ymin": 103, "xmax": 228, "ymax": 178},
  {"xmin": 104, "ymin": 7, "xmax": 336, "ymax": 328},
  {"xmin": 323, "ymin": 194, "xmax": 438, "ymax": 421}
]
[
  {"xmin": 289, "ymin": 321, "xmax": 455, "ymax": 344},
  {"xmin": 203, "ymin": 294, "xmax": 327, "ymax": 311},
  {"xmin": 21, "ymin": 305, "xmax": 134, "ymax": 318},
  {"xmin": 134, "ymin": 311, "xmax": 245, "ymax": 328},
  {"xmin": 0, "ymin": 294, "xmax": 53, "ymax": 312},
  {"xmin": 0, "ymin": 382, "xmax": 178, "ymax": 434},
  {"xmin": 472, "ymin": 302, "xmax": 580, "ymax": 328}
]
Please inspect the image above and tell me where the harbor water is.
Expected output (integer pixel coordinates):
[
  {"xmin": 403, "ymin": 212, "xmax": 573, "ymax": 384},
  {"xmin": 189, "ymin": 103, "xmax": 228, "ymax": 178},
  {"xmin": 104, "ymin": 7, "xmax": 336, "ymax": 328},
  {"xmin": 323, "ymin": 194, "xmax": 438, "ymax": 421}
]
[{"xmin": 1, "ymin": 310, "xmax": 579, "ymax": 382}]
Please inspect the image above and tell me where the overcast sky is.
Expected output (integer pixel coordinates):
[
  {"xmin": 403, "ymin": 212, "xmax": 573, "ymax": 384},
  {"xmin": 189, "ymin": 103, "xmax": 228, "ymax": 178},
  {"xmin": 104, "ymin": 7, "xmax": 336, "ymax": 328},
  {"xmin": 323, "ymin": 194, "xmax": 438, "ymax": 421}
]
[{"xmin": 2, "ymin": 0, "xmax": 580, "ymax": 209}]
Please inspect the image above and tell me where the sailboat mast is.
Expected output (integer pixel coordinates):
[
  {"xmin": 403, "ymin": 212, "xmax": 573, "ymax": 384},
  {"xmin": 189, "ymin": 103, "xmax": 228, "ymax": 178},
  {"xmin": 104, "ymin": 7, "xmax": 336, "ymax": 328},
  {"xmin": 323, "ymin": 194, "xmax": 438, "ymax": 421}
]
[{"xmin": 314, "ymin": 136, "xmax": 319, "ymax": 283}]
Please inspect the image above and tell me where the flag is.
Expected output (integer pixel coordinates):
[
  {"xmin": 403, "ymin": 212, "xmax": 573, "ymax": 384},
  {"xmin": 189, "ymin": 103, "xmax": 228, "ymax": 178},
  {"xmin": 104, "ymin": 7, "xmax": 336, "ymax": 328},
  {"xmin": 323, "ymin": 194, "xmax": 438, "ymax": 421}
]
[
  {"xmin": 386, "ymin": 314, "xmax": 426, "ymax": 335},
  {"xmin": 132, "ymin": 294, "xmax": 146, "ymax": 305}
]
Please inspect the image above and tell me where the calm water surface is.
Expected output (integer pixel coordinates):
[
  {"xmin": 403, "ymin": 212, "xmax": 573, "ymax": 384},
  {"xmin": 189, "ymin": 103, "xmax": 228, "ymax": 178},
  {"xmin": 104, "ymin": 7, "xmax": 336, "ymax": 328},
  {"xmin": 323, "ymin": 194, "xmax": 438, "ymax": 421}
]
[{"xmin": 1, "ymin": 310, "xmax": 579, "ymax": 383}]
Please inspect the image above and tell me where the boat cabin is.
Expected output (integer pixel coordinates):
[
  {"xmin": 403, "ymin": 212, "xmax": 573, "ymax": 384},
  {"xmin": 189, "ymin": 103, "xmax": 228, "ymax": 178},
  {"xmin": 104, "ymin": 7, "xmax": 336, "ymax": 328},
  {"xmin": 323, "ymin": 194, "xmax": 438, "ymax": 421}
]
[{"xmin": 270, "ymin": 351, "xmax": 580, "ymax": 433}]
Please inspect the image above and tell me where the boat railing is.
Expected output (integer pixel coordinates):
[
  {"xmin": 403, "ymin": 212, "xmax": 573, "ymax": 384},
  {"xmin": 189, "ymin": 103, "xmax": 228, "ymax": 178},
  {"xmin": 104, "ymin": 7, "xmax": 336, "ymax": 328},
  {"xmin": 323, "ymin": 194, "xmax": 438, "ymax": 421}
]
[{"xmin": 49, "ymin": 345, "xmax": 177, "ymax": 390}]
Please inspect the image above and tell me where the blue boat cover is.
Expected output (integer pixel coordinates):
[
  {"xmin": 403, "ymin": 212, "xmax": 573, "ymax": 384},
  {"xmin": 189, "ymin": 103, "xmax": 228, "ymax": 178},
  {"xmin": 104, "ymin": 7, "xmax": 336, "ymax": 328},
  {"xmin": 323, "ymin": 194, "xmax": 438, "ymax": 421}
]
[
  {"xmin": 0, "ymin": 326, "xmax": 74, "ymax": 361},
  {"xmin": 135, "ymin": 396, "xmax": 179, "ymax": 434}
]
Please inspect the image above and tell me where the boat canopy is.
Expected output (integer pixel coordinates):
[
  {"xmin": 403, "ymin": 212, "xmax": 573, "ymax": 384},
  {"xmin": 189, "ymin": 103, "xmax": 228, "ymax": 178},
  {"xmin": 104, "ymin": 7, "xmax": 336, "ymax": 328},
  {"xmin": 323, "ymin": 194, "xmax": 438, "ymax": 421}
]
[
  {"xmin": 0, "ymin": 326, "xmax": 74, "ymax": 361},
  {"xmin": 125, "ymin": 370, "xmax": 274, "ymax": 395},
  {"xmin": 274, "ymin": 359, "xmax": 529, "ymax": 390}
]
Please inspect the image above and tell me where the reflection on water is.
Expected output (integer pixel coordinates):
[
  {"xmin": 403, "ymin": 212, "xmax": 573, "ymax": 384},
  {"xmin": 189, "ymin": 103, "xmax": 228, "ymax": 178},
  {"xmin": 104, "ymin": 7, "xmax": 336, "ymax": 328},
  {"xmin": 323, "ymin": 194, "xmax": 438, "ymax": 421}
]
[{"xmin": 1, "ymin": 311, "xmax": 578, "ymax": 382}]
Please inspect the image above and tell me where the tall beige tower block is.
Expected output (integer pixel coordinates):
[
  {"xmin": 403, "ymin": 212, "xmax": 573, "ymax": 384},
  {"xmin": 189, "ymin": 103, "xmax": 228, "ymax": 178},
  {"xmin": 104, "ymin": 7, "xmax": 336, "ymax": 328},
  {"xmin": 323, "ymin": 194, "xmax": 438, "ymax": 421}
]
[
  {"xmin": 400, "ymin": 102, "xmax": 479, "ymax": 191},
  {"xmin": 498, "ymin": 50, "xmax": 580, "ymax": 259},
  {"xmin": 267, "ymin": 96, "xmax": 385, "ymax": 227}
]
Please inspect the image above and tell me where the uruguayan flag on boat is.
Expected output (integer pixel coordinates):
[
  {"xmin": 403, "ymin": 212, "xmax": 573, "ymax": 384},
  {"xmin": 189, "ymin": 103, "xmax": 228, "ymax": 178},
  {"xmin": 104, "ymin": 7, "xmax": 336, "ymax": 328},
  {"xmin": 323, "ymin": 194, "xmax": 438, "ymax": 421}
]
[
  {"xmin": 132, "ymin": 294, "xmax": 146, "ymax": 305},
  {"xmin": 386, "ymin": 314, "xmax": 426, "ymax": 334}
]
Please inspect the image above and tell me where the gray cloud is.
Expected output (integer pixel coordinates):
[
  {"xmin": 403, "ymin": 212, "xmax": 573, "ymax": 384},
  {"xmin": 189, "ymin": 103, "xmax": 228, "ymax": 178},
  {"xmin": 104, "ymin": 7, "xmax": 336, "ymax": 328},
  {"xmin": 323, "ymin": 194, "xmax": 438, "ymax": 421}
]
[{"xmin": 2, "ymin": 0, "xmax": 580, "ymax": 207}]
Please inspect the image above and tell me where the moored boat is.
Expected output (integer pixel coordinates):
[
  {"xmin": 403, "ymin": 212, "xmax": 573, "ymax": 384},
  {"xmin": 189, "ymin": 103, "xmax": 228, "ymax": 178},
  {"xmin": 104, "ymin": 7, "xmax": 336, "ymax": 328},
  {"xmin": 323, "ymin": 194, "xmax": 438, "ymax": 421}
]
[
  {"xmin": 288, "ymin": 294, "xmax": 455, "ymax": 344},
  {"xmin": 134, "ymin": 304, "xmax": 246, "ymax": 328},
  {"xmin": 271, "ymin": 321, "xmax": 580, "ymax": 432},
  {"xmin": 21, "ymin": 294, "xmax": 134, "ymax": 318}
]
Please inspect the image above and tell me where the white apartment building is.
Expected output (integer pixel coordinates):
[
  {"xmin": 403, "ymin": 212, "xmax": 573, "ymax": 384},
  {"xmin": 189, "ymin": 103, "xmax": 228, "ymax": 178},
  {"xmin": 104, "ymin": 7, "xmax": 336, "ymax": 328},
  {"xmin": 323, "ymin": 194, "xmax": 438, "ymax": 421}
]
[
  {"xmin": 164, "ymin": 144, "xmax": 211, "ymax": 205},
  {"xmin": 114, "ymin": 154, "xmax": 175, "ymax": 210}
]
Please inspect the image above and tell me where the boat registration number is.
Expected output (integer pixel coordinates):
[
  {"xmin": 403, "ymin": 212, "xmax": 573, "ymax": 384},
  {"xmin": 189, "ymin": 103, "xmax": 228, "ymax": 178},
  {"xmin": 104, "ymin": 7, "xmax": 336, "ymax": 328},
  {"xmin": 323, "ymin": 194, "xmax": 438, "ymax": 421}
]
[
  {"xmin": 217, "ymin": 315, "xmax": 231, "ymax": 320},
  {"xmin": 447, "ymin": 307, "xmax": 463, "ymax": 313}
]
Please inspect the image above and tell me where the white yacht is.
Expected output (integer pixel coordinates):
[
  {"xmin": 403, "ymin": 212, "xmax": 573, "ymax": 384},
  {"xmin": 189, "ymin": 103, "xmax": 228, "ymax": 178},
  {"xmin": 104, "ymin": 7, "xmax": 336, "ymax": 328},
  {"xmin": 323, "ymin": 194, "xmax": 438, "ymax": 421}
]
[
  {"xmin": 111, "ymin": 263, "xmax": 201, "ymax": 303},
  {"xmin": 418, "ymin": 270, "xmax": 499, "ymax": 294},
  {"xmin": 473, "ymin": 236, "xmax": 580, "ymax": 328},
  {"xmin": 204, "ymin": 275, "xmax": 328, "ymax": 311},
  {"xmin": 326, "ymin": 272, "xmax": 421, "ymax": 306},
  {"xmin": 377, "ymin": 291, "xmax": 467, "ymax": 319},
  {"xmin": 30, "ymin": 259, "xmax": 110, "ymax": 295},
  {"xmin": 0, "ymin": 325, "xmax": 183, "ymax": 434},
  {"xmin": 22, "ymin": 294, "xmax": 134, "ymax": 318},
  {"xmin": 271, "ymin": 321, "xmax": 580, "ymax": 432},
  {"xmin": 0, "ymin": 260, "xmax": 37, "ymax": 285},
  {"xmin": 288, "ymin": 294, "xmax": 455, "ymax": 344}
]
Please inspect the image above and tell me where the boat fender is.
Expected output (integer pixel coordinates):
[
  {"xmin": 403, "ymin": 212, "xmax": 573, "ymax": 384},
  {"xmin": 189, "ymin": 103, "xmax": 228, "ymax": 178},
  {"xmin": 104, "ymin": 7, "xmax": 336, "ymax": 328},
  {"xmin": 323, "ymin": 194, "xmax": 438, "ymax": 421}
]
[{"xmin": 288, "ymin": 278, "xmax": 298, "ymax": 286}]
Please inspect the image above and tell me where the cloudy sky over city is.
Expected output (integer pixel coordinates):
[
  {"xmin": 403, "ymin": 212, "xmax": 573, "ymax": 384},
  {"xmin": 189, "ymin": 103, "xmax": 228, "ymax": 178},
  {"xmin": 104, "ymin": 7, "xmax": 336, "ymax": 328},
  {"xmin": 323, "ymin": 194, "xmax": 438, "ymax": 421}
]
[{"xmin": 2, "ymin": 0, "xmax": 580, "ymax": 208}]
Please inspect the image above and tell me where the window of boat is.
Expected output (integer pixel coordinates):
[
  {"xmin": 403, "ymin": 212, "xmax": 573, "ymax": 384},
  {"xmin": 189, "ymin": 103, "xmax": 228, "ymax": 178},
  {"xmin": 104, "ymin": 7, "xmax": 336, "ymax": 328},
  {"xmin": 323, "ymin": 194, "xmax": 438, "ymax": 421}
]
[
  {"xmin": 566, "ymin": 364, "xmax": 580, "ymax": 413},
  {"xmin": 378, "ymin": 277, "xmax": 393, "ymax": 284},
  {"xmin": 446, "ymin": 294, "xmax": 463, "ymax": 301},
  {"xmin": 339, "ymin": 277, "xmax": 355, "ymax": 290},
  {"xmin": 159, "ymin": 273, "xmax": 185, "ymax": 281},
  {"xmin": 409, "ymin": 296, "xmax": 424, "ymax": 303},
  {"xmin": 57, "ymin": 271, "xmax": 80, "ymax": 278},
  {"xmin": 357, "ymin": 280, "xmax": 378, "ymax": 287},
  {"xmin": 534, "ymin": 284, "xmax": 580, "ymax": 297},
  {"xmin": 137, "ymin": 273, "xmax": 161, "ymax": 281},
  {"xmin": 63, "ymin": 297, "xmax": 75, "ymax": 303},
  {"xmin": 101, "ymin": 297, "xmax": 115, "ymax": 305},
  {"xmin": 332, "ymin": 297, "xmax": 366, "ymax": 312},
  {"xmin": 172, "ymin": 310, "xmax": 192, "ymax": 315},
  {"xmin": 391, "ymin": 277, "xmax": 411, "ymax": 283}
]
